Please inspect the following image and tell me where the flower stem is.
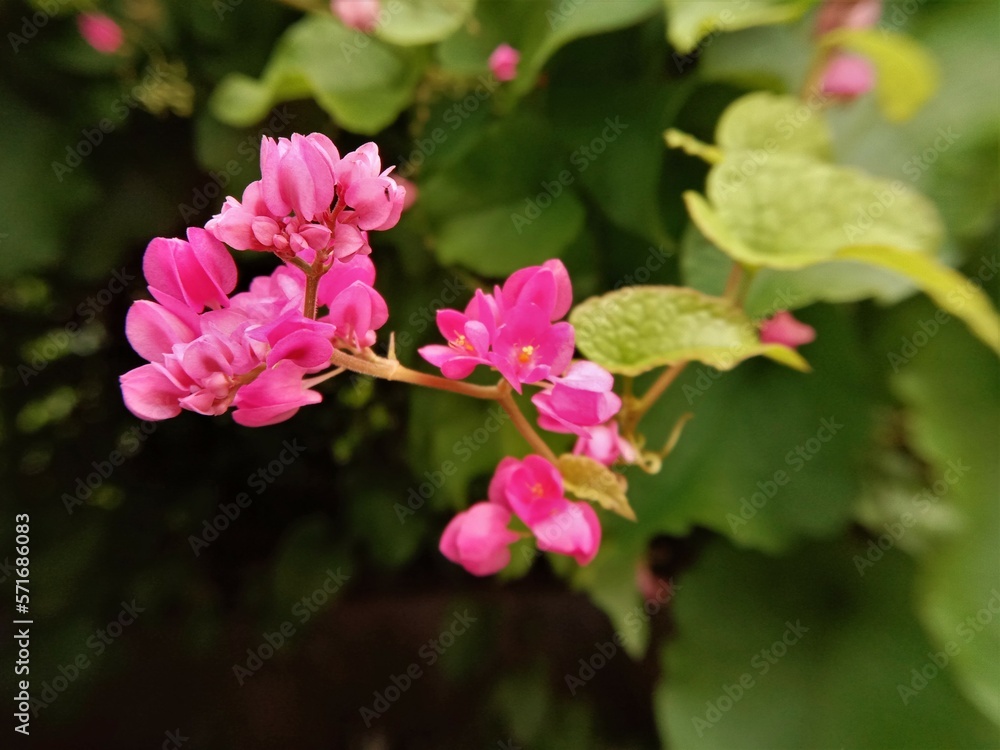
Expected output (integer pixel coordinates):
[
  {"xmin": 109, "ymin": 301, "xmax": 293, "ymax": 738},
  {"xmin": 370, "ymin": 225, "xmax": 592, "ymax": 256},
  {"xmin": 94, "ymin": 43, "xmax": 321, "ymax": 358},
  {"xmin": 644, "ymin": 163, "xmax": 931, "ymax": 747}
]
[
  {"xmin": 626, "ymin": 361, "xmax": 689, "ymax": 433},
  {"xmin": 496, "ymin": 383, "xmax": 558, "ymax": 463},
  {"xmin": 327, "ymin": 349, "xmax": 500, "ymax": 400}
]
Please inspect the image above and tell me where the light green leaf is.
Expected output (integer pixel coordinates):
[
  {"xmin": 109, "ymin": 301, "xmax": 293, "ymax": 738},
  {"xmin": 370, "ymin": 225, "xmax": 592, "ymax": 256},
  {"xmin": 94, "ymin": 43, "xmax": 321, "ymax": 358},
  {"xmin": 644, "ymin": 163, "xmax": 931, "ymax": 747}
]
[
  {"xmin": 664, "ymin": 0, "xmax": 816, "ymax": 54},
  {"xmin": 210, "ymin": 15, "xmax": 425, "ymax": 134},
  {"xmin": 715, "ymin": 91, "xmax": 832, "ymax": 159},
  {"xmin": 685, "ymin": 152, "xmax": 944, "ymax": 269},
  {"xmin": 434, "ymin": 195, "xmax": 585, "ymax": 276},
  {"xmin": 556, "ymin": 454, "xmax": 635, "ymax": 521},
  {"xmin": 835, "ymin": 245, "xmax": 1000, "ymax": 355},
  {"xmin": 822, "ymin": 28, "xmax": 940, "ymax": 123},
  {"xmin": 570, "ymin": 286, "xmax": 809, "ymax": 376},
  {"xmin": 375, "ymin": 0, "xmax": 476, "ymax": 46}
]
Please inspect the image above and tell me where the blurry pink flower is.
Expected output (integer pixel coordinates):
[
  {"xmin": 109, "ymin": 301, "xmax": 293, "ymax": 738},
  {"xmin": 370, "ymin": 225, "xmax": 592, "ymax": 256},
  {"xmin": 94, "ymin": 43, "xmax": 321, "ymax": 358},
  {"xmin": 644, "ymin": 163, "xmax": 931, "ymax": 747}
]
[
  {"xmin": 77, "ymin": 13, "xmax": 123, "ymax": 54},
  {"xmin": 331, "ymin": 0, "xmax": 382, "ymax": 32},
  {"xmin": 440, "ymin": 503, "xmax": 520, "ymax": 576},
  {"xmin": 573, "ymin": 421, "xmax": 637, "ymax": 467},
  {"xmin": 532, "ymin": 361, "xmax": 621, "ymax": 436},
  {"xmin": 759, "ymin": 311, "xmax": 817, "ymax": 348},
  {"xmin": 815, "ymin": 0, "xmax": 882, "ymax": 36},
  {"xmin": 489, "ymin": 43, "xmax": 520, "ymax": 82},
  {"xmin": 393, "ymin": 175, "xmax": 419, "ymax": 211},
  {"xmin": 820, "ymin": 52, "xmax": 876, "ymax": 98},
  {"xmin": 531, "ymin": 500, "xmax": 601, "ymax": 565}
]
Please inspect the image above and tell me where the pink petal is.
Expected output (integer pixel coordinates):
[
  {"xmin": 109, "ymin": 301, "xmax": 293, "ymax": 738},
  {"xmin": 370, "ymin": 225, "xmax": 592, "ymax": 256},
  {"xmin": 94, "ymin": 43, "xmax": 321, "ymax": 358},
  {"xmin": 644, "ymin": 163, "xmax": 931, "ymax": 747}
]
[
  {"xmin": 120, "ymin": 363, "xmax": 185, "ymax": 421},
  {"xmin": 125, "ymin": 301, "xmax": 198, "ymax": 363}
]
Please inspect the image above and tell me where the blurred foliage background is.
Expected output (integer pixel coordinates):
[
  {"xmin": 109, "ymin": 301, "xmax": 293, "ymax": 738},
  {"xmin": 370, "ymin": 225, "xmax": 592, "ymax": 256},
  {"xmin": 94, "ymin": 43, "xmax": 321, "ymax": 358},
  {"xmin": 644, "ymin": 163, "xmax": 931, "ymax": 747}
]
[{"xmin": 0, "ymin": 0, "xmax": 997, "ymax": 747}]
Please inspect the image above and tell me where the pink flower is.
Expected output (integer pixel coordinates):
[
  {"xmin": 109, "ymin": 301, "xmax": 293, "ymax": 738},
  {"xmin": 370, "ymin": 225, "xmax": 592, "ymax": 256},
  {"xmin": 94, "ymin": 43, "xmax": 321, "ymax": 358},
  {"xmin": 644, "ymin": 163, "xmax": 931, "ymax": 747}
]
[
  {"xmin": 393, "ymin": 175, "xmax": 419, "ymax": 211},
  {"xmin": 260, "ymin": 134, "xmax": 339, "ymax": 222},
  {"xmin": 337, "ymin": 143, "xmax": 406, "ymax": 231},
  {"xmin": 531, "ymin": 361, "xmax": 621, "ymax": 435},
  {"xmin": 77, "ymin": 13, "xmax": 123, "ymax": 54},
  {"xmin": 490, "ymin": 304, "xmax": 574, "ymax": 392},
  {"xmin": 501, "ymin": 260, "xmax": 573, "ymax": 322},
  {"xmin": 417, "ymin": 290, "xmax": 499, "ymax": 379},
  {"xmin": 821, "ymin": 53, "xmax": 876, "ymax": 98},
  {"xmin": 331, "ymin": 0, "xmax": 382, "ymax": 32},
  {"xmin": 815, "ymin": 0, "xmax": 882, "ymax": 36},
  {"xmin": 759, "ymin": 311, "xmax": 817, "ymax": 348},
  {"xmin": 439, "ymin": 503, "xmax": 520, "ymax": 576},
  {"xmin": 316, "ymin": 255, "xmax": 388, "ymax": 348},
  {"xmin": 143, "ymin": 228, "xmax": 237, "ymax": 313},
  {"xmin": 232, "ymin": 361, "xmax": 323, "ymax": 427},
  {"xmin": 573, "ymin": 421, "xmax": 637, "ymax": 467},
  {"xmin": 489, "ymin": 44, "xmax": 521, "ymax": 82},
  {"xmin": 491, "ymin": 455, "xmax": 602, "ymax": 566}
]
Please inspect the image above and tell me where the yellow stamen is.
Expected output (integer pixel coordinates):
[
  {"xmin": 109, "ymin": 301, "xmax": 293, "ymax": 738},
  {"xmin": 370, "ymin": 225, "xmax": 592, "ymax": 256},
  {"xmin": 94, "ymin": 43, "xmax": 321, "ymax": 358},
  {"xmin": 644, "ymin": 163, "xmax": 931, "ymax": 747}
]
[{"xmin": 518, "ymin": 345, "xmax": 535, "ymax": 364}]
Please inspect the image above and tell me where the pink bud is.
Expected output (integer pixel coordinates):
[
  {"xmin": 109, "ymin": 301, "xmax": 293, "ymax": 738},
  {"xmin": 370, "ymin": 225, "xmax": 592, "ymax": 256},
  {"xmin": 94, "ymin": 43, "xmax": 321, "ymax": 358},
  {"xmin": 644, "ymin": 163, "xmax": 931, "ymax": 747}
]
[
  {"xmin": 331, "ymin": 0, "xmax": 382, "ymax": 32},
  {"xmin": 489, "ymin": 44, "xmax": 521, "ymax": 82},
  {"xmin": 815, "ymin": 0, "xmax": 882, "ymax": 35},
  {"xmin": 759, "ymin": 311, "xmax": 817, "ymax": 348},
  {"xmin": 573, "ymin": 421, "xmax": 637, "ymax": 467},
  {"xmin": 77, "ymin": 13, "xmax": 123, "ymax": 55},
  {"xmin": 501, "ymin": 260, "xmax": 573, "ymax": 322},
  {"xmin": 125, "ymin": 301, "xmax": 198, "ymax": 363},
  {"xmin": 821, "ymin": 53, "xmax": 876, "ymax": 98},
  {"xmin": 440, "ymin": 503, "xmax": 519, "ymax": 576},
  {"xmin": 120, "ymin": 363, "xmax": 187, "ymax": 421},
  {"xmin": 531, "ymin": 500, "xmax": 601, "ymax": 566},
  {"xmin": 532, "ymin": 362, "xmax": 621, "ymax": 435},
  {"xmin": 143, "ymin": 228, "xmax": 237, "ymax": 313},
  {"xmin": 260, "ymin": 135, "xmax": 338, "ymax": 222}
]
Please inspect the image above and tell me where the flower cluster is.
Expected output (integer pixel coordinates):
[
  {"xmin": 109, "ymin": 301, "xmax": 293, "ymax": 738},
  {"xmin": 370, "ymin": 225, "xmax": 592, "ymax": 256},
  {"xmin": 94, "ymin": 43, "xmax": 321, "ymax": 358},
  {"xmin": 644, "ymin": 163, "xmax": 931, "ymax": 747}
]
[
  {"xmin": 121, "ymin": 137, "xmax": 401, "ymax": 426},
  {"xmin": 417, "ymin": 260, "xmax": 628, "ymax": 467},
  {"xmin": 440, "ymin": 455, "xmax": 601, "ymax": 576},
  {"xmin": 121, "ymin": 132, "xmax": 626, "ymax": 579}
]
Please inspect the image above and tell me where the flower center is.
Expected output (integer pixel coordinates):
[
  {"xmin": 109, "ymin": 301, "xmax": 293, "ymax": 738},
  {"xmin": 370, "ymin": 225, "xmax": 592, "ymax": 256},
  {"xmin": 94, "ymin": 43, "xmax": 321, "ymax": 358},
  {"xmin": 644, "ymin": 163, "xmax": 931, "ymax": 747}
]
[
  {"xmin": 518, "ymin": 345, "xmax": 535, "ymax": 364},
  {"xmin": 451, "ymin": 334, "xmax": 475, "ymax": 352},
  {"xmin": 531, "ymin": 482, "xmax": 544, "ymax": 498}
]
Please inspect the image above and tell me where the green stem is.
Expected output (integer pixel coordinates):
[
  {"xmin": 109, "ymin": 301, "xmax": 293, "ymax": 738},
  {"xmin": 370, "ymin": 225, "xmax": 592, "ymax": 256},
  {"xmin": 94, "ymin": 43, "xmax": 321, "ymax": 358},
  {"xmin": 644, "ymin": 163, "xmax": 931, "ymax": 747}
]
[{"xmin": 626, "ymin": 361, "xmax": 689, "ymax": 435}]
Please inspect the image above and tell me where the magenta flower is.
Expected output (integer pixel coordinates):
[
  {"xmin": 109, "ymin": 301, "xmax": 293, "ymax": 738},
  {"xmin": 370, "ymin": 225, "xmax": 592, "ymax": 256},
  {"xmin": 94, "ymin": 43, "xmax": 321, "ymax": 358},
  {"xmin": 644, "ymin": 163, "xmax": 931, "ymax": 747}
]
[
  {"xmin": 531, "ymin": 361, "xmax": 621, "ymax": 435},
  {"xmin": 488, "ymin": 44, "xmax": 521, "ymax": 82},
  {"xmin": 331, "ymin": 0, "xmax": 382, "ymax": 32},
  {"xmin": 143, "ymin": 228, "xmax": 237, "ymax": 313},
  {"xmin": 260, "ymin": 134, "xmax": 339, "ymax": 222},
  {"xmin": 337, "ymin": 143, "xmax": 406, "ymax": 231},
  {"xmin": 572, "ymin": 421, "xmax": 637, "ymax": 467},
  {"xmin": 490, "ymin": 304, "xmax": 574, "ymax": 392},
  {"xmin": 820, "ymin": 53, "xmax": 876, "ymax": 98},
  {"xmin": 77, "ymin": 12, "xmax": 123, "ymax": 54},
  {"xmin": 439, "ymin": 503, "xmax": 520, "ymax": 576},
  {"xmin": 501, "ymin": 260, "xmax": 573, "ymax": 322},
  {"xmin": 232, "ymin": 361, "xmax": 323, "ymax": 427},
  {"xmin": 485, "ymin": 455, "xmax": 602, "ymax": 566},
  {"xmin": 759, "ymin": 310, "xmax": 817, "ymax": 348}
]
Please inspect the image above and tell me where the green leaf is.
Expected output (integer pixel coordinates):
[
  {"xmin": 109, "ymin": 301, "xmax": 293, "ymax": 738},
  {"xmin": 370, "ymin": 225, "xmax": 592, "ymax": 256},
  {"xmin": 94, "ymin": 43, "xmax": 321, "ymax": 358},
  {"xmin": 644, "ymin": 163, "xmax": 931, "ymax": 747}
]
[
  {"xmin": 664, "ymin": 0, "xmax": 816, "ymax": 53},
  {"xmin": 821, "ymin": 28, "xmax": 940, "ymax": 123},
  {"xmin": 210, "ymin": 15, "xmax": 426, "ymax": 134},
  {"xmin": 685, "ymin": 152, "xmax": 944, "ymax": 269},
  {"xmin": 570, "ymin": 286, "xmax": 809, "ymax": 376},
  {"xmin": 714, "ymin": 91, "xmax": 832, "ymax": 159},
  {"xmin": 556, "ymin": 454, "xmax": 635, "ymax": 521},
  {"xmin": 835, "ymin": 245, "xmax": 1000, "ymax": 355},
  {"xmin": 656, "ymin": 538, "xmax": 999, "ymax": 749},
  {"xmin": 434, "ymin": 195, "xmax": 585, "ymax": 276},
  {"xmin": 375, "ymin": 0, "xmax": 477, "ymax": 46},
  {"xmin": 887, "ymin": 305, "xmax": 1000, "ymax": 726}
]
